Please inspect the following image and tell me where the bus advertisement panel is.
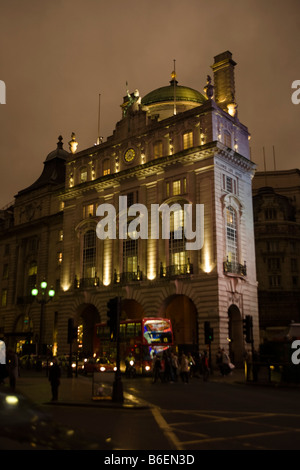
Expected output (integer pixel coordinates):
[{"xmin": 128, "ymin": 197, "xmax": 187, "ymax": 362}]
[{"xmin": 93, "ymin": 317, "xmax": 173, "ymax": 374}]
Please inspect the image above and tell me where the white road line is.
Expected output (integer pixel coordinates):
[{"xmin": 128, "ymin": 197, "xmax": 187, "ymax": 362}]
[{"xmin": 151, "ymin": 407, "xmax": 184, "ymax": 450}]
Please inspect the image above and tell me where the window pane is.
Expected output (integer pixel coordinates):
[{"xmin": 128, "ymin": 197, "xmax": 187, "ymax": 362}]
[{"xmin": 183, "ymin": 132, "xmax": 193, "ymax": 149}]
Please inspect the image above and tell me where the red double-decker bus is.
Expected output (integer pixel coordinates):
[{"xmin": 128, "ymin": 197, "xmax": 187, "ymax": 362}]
[{"xmin": 93, "ymin": 317, "xmax": 173, "ymax": 374}]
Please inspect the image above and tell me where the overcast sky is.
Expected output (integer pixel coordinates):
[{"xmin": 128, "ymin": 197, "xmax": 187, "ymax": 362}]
[{"xmin": 0, "ymin": 0, "xmax": 299, "ymax": 208}]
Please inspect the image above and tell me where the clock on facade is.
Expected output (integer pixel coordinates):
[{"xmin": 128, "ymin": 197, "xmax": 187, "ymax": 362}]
[{"xmin": 124, "ymin": 148, "xmax": 135, "ymax": 163}]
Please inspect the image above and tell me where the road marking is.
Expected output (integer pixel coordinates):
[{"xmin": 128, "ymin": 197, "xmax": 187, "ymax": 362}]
[{"xmin": 151, "ymin": 407, "xmax": 184, "ymax": 450}]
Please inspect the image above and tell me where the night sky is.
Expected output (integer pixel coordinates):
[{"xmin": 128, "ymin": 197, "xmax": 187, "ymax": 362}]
[{"xmin": 0, "ymin": 0, "xmax": 299, "ymax": 208}]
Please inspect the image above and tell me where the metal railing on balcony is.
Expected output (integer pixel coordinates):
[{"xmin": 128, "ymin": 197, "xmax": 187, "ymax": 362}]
[
  {"xmin": 113, "ymin": 269, "xmax": 143, "ymax": 284},
  {"xmin": 223, "ymin": 259, "xmax": 247, "ymax": 276},
  {"xmin": 160, "ymin": 262, "xmax": 193, "ymax": 279},
  {"xmin": 74, "ymin": 275, "xmax": 100, "ymax": 289}
]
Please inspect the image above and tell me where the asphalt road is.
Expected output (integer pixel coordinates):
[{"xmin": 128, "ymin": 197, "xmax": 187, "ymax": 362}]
[{"xmin": 1, "ymin": 370, "xmax": 300, "ymax": 452}]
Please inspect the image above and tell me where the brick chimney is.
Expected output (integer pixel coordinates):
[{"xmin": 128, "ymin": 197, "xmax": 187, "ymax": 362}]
[{"xmin": 211, "ymin": 51, "xmax": 237, "ymax": 117}]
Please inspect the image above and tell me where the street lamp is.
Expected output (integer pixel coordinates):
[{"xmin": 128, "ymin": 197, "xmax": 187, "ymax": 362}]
[{"xmin": 31, "ymin": 279, "xmax": 55, "ymax": 356}]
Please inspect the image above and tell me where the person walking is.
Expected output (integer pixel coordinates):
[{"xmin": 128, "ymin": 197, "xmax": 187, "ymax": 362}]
[
  {"xmin": 202, "ymin": 351, "xmax": 209, "ymax": 381},
  {"xmin": 152, "ymin": 354, "xmax": 162, "ymax": 383},
  {"xmin": 180, "ymin": 353, "xmax": 189, "ymax": 383},
  {"xmin": 49, "ymin": 359, "xmax": 61, "ymax": 401},
  {"xmin": 8, "ymin": 350, "xmax": 18, "ymax": 391}
]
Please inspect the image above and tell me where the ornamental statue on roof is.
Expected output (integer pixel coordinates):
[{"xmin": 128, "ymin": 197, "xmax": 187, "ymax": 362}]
[{"xmin": 121, "ymin": 82, "xmax": 141, "ymax": 117}]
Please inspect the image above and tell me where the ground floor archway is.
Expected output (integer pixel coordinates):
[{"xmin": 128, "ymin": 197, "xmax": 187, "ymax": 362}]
[
  {"xmin": 76, "ymin": 303, "xmax": 100, "ymax": 356},
  {"xmin": 159, "ymin": 294, "xmax": 198, "ymax": 353},
  {"xmin": 228, "ymin": 304, "xmax": 244, "ymax": 365}
]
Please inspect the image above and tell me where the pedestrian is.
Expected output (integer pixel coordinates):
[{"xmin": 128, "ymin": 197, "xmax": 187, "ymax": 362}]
[
  {"xmin": 152, "ymin": 354, "xmax": 162, "ymax": 383},
  {"xmin": 202, "ymin": 351, "xmax": 209, "ymax": 381},
  {"xmin": 187, "ymin": 352, "xmax": 195, "ymax": 379},
  {"xmin": 49, "ymin": 359, "xmax": 61, "ymax": 401},
  {"xmin": 180, "ymin": 353, "xmax": 189, "ymax": 383},
  {"xmin": 171, "ymin": 352, "xmax": 179, "ymax": 381},
  {"xmin": 221, "ymin": 348, "xmax": 231, "ymax": 376},
  {"xmin": 163, "ymin": 350, "xmax": 173, "ymax": 382},
  {"xmin": 7, "ymin": 350, "xmax": 18, "ymax": 391},
  {"xmin": 216, "ymin": 348, "xmax": 223, "ymax": 375}
]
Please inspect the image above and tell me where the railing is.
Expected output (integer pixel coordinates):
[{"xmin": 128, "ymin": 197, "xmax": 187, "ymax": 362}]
[
  {"xmin": 160, "ymin": 262, "xmax": 193, "ymax": 279},
  {"xmin": 114, "ymin": 270, "xmax": 143, "ymax": 284},
  {"xmin": 223, "ymin": 259, "xmax": 247, "ymax": 276},
  {"xmin": 75, "ymin": 276, "xmax": 100, "ymax": 288}
]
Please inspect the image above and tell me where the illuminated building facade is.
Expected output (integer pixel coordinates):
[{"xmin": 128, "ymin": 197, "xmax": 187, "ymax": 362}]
[{"xmin": 0, "ymin": 51, "xmax": 259, "ymax": 364}]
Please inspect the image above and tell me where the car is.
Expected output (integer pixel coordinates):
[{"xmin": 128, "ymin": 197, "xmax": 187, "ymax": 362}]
[{"xmin": 83, "ymin": 357, "xmax": 116, "ymax": 374}]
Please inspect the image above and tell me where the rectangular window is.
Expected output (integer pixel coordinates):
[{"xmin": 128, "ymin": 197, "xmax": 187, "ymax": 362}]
[
  {"xmin": 80, "ymin": 168, "xmax": 88, "ymax": 183},
  {"xmin": 103, "ymin": 159, "xmax": 110, "ymax": 176},
  {"xmin": 83, "ymin": 204, "xmax": 94, "ymax": 218},
  {"xmin": 224, "ymin": 131, "xmax": 231, "ymax": 148},
  {"xmin": 267, "ymin": 241, "xmax": 278, "ymax": 252},
  {"xmin": 166, "ymin": 182, "xmax": 170, "ymax": 198},
  {"xmin": 268, "ymin": 258, "xmax": 281, "ymax": 271},
  {"xmin": 2, "ymin": 264, "xmax": 8, "ymax": 280},
  {"xmin": 1, "ymin": 289, "xmax": 7, "ymax": 307},
  {"xmin": 154, "ymin": 141, "xmax": 163, "ymax": 159},
  {"xmin": 183, "ymin": 131, "xmax": 193, "ymax": 150},
  {"xmin": 172, "ymin": 180, "xmax": 181, "ymax": 196},
  {"xmin": 223, "ymin": 174, "xmax": 237, "ymax": 194},
  {"xmin": 268, "ymin": 275, "xmax": 281, "ymax": 288},
  {"xmin": 265, "ymin": 208, "xmax": 277, "ymax": 220}
]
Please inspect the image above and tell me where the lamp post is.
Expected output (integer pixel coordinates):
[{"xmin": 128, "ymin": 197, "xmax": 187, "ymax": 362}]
[{"xmin": 31, "ymin": 280, "xmax": 55, "ymax": 356}]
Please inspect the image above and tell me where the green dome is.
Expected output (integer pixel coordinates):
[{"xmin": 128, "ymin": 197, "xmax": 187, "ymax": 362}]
[{"xmin": 142, "ymin": 82, "xmax": 206, "ymax": 107}]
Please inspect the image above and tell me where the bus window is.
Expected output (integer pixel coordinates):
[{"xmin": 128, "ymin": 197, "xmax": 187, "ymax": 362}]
[
  {"xmin": 119, "ymin": 323, "xmax": 126, "ymax": 339},
  {"xmin": 126, "ymin": 323, "xmax": 135, "ymax": 338},
  {"xmin": 135, "ymin": 322, "xmax": 142, "ymax": 337}
]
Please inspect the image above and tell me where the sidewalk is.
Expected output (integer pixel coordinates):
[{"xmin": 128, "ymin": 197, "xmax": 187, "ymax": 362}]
[{"xmin": 10, "ymin": 371, "xmax": 149, "ymax": 409}]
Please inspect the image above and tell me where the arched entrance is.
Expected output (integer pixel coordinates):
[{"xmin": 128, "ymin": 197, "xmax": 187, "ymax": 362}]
[
  {"xmin": 228, "ymin": 304, "xmax": 244, "ymax": 365},
  {"xmin": 159, "ymin": 294, "xmax": 198, "ymax": 353},
  {"xmin": 76, "ymin": 304, "xmax": 100, "ymax": 356}
]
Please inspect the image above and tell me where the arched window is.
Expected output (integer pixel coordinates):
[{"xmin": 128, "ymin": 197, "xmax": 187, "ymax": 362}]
[
  {"xmin": 226, "ymin": 206, "xmax": 238, "ymax": 265},
  {"xmin": 82, "ymin": 230, "xmax": 96, "ymax": 279}
]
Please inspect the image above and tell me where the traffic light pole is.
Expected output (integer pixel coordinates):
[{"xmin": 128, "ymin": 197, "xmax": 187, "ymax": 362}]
[{"xmin": 112, "ymin": 296, "xmax": 124, "ymax": 403}]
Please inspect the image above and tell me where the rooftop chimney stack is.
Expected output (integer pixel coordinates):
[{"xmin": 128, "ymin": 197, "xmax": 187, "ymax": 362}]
[{"xmin": 212, "ymin": 51, "xmax": 237, "ymax": 117}]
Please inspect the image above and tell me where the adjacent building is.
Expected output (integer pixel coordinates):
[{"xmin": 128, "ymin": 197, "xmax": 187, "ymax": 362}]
[
  {"xmin": 252, "ymin": 169, "xmax": 300, "ymax": 339},
  {"xmin": 0, "ymin": 51, "xmax": 259, "ymax": 365}
]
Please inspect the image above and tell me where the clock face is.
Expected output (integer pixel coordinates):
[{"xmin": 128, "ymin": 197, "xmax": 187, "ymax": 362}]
[{"xmin": 124, "ymin": 148, "xmax": 135, "ymax": 163}]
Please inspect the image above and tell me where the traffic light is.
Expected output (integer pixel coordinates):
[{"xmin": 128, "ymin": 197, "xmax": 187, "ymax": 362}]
[
  {"xmin": 243, "ymin": 315, "xmax": 253, "ymax": 343},
  {"xmin": 107, "ymin": 297, "xmax": 119, "ymax": 341},
  {"xmin": 67, "ymin": 318, "xmax": 77, "ymax": 344},
  {"xmin": 204, "ymin": 321, "xmax": 214, "ymax": 344}
]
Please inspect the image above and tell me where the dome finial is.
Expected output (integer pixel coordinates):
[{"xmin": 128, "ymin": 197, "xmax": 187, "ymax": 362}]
[
  {"xmin": 170, "ymin": 59, "xmax": 178, "ymax": 86},
  {"xmin": 57, "ymin": 135, "xmax": 63, "ymax": 149}
]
